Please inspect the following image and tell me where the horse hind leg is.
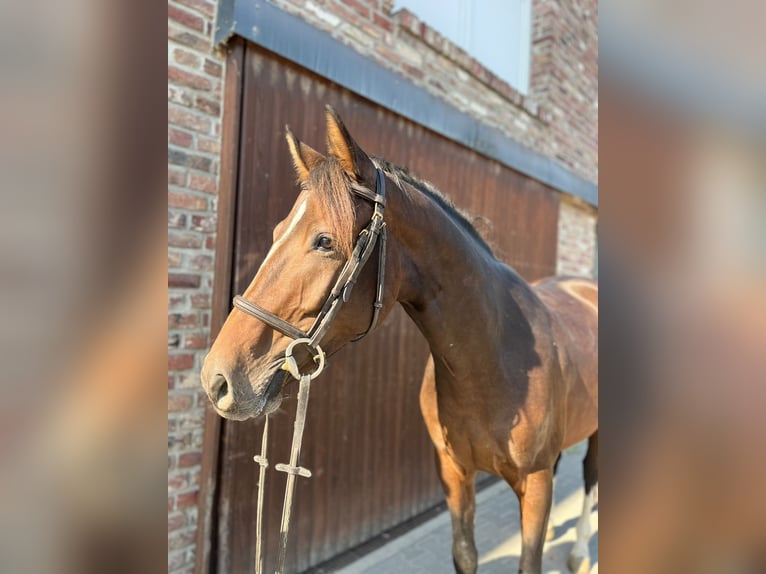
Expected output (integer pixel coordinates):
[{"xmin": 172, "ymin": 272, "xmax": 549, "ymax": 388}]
[
  {"xmin": 434, "ymin": 449, "xmax": 478, "ymax": 574},
  {"xmin": 568, "ymin": 431, "xmax": 598, "ymax": 574}
]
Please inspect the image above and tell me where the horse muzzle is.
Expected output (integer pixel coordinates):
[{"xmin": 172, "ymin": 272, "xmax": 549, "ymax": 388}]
[{"xmin": 201, "ymin": 357, "xmax": 288, "ymax": 420}]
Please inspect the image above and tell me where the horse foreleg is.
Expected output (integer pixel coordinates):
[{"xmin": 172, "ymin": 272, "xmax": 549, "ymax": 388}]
[
  {"xmin": 512, "ymin": 467, "xmax": 553, "ymax": 574},
  {"xmin": 434, "ymin": 449, "xmax": 478, "ymax": 574},
  {"xmin": 546, "ymin": 452, "xmax": 563, "ymax": 541}
]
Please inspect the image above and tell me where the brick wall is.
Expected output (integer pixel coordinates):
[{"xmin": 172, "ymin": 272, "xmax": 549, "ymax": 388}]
[
  {"xmin": 168, "ymin": 0, "xmax": 224, "ymax": 571},
  {"xmin": 556, "ymin": 197, "xmax": 598, "ymax": 277},
  {"xmin": 167, "ymin": 1, "xmax": 597, "ymax": 571},
  {"xmin": 270, "ymin": 0, "xmax": 598, "ymax": 184}
]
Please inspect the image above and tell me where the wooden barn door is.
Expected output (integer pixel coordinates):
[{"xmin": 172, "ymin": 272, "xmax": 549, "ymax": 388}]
[{"xmin": 208, "ymin": 42, "xmax": 560, "ymax": 573}]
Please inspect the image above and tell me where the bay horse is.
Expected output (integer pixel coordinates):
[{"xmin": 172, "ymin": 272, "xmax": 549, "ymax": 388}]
[{"xmin": 201, "ymin": 107, "xmax": 598, "ymax": 574}]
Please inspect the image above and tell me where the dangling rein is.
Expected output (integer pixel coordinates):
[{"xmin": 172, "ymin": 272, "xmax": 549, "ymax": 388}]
[
  {"xmin": 252, "ymin": 339, "xmax": 324, "ymax": 574},
  {"xmin": 232, "ymin": 169, "xmax": 388, "ymax": 574}
]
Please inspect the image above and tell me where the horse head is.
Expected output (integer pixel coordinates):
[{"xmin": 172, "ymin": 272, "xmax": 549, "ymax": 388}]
[{"xmin": 201, "ymin": 107, "xmax": 402, "ymax": 420}]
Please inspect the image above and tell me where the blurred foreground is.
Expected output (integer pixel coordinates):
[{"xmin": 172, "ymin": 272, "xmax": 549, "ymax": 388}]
[
  {"xmin": 0, "ymin": 0, "xmax": 762, "ymax": 572},
  {"xmin": 600, "ymin": 0, "xmax": 766, "ymax": 572}
]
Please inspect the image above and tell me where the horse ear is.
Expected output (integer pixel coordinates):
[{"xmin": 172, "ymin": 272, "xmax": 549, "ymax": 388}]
[
  {"xmin": 285, "ymin": 126, "xmax": 325, "ymax": 183},
  {"xmin": 325, "ymin": 105, "xmax": 376, "ymax": 183}
]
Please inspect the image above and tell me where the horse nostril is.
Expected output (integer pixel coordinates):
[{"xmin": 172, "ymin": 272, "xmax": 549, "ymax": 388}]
[{"xmin": 210, "ymin": 374, "xmax": 229, "ymax": 405}]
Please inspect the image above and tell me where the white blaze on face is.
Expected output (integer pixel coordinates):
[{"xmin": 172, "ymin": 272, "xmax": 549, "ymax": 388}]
[{"xmin": 261, "ymin": 199, "xmax": 308, "ymax": 267}]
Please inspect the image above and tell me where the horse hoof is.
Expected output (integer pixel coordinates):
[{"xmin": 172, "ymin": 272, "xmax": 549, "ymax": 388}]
[
  {"xmin": 567, "ymin": 553, "xmax": 590, "ymax": 574},
  {"xmin": 545, "ymin": 525, "xmax": 556, "ymax": 541}
]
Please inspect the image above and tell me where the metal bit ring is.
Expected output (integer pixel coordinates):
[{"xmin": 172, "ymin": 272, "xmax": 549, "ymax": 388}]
[{"xmin": 282, "ymin": 338, "xmax": 325, "ymax": 380}]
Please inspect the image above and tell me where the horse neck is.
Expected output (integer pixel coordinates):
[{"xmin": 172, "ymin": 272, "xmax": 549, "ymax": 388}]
[{"xmin": 387, "ymin": 180, "xmax": 538, "ymax": 371}]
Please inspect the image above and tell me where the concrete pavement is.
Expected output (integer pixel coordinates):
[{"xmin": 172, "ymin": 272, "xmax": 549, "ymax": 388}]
[{"xmin": 332, "ymin": 443, "xmax": 598, "ymax": 574}]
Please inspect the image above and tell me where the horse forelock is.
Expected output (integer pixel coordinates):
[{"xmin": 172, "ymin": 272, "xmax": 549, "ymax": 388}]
[{"xmin": 305, "ymin": 158, "xmax": 356, "ymax": 257}]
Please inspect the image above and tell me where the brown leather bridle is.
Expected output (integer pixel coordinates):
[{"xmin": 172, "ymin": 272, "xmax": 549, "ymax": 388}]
[
  {"xmin": 231, "ymin": 168, "xmax": 388, "ymax": 574},
  {"xmin": 232, "ymin": 167, "xmax": 388, "ymax": 356}
]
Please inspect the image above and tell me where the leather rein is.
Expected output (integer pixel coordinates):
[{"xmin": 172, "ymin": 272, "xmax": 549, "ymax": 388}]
[{"xmin": 230, "ymin": 168, "xmax": 387, "ymax": 574}]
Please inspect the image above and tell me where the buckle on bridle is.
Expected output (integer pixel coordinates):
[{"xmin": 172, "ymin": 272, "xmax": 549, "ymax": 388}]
[{"xmin": 281, "ymin": 338, "xmax": 326, "ymax": 380}]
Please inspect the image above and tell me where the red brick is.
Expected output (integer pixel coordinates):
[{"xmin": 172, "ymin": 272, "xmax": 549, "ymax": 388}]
[
  {"xmin": 172, "ymin": 48, "xmax": 201, "ymax": 68},
  {"xmin": 190, "ymin": 214, "xmax": 216, "ymax": 232},
  {"xmin": 168, "ymin": 24, "xmax": 210, "ymax": 51},
  {"xmin": 169, "ymin": 107, "xmax": 211, "ymax": 133},
  {"xmin": 169, "ymin": 231, "xmax": 203, "ymax": 248},
  {"xmin": 175, "ymin": 490, "xmax": 198, "ymax": 508},
  {"xmin": 340, "ymin": 0, "xmax": 371, "ymax": 19},
  {"xmin": 168, "ymin": 169, "xmax": 186, "ymax": 186},
  {"xmin": 168, "ymin": 474, "xmax": 189, "ymax": 491},
  {"xmin": 194, "ymin": 96, "xmax": 220, "ymax": 116},
  {"xmin": 168, "ymin": 4, "xmax": 204, "ymax": 32},
  {"xmin": 176, "ymin": 0, "xmax": 216, "ymax": 18},
  {"xmin": 178, "ymin": 452, "xmax": 202, "ymax": 467},
  {"xmin": 189, "ymin": 173, "xmax": 217, "ymax": 194},
  {"xmin": 168, "ymin": 395, "xmax": 194, "ymax": 412},
  {"xmin": 169, "ymin": 273, "xmax": 201, "ymax": 288},
  {"xmin": 169, "ymin": 148, "xmax": 213, "ymax": 171},
  {"xmin": 197, "ymin": 136, "xmax": 220, "ymax": 154},
  {"xmin": 402, "ymin": 63, "xmax": 424, "ymax": 80},
  {"xmin": 190, "ymin": 293, "xmax": 211, "ymax": 308},
  {"xmin": 184, "ymin": 333, "xmax": 209, "ymax": 349},
  {"xmin": 205, "ymin": 236, "xmax": 216, "ymax": 250},
  {"xmin": 373, "ymin": 12, "xmax": 393, "ymax": 33},
  {"xmin": 189, "ymin": 253, "xmax": 213, "ymax": 271},
  {"xmin": 169, "ymin": 312, "xmax": 199, "ymax": 329},
  {"xmin": 168, "ymin": 512, "xmax": 186, "ymax": 532},
  {"xmin": 169, "ymin": 293, "xmax": 187, "ymax": 308},
  {"xmin": 169, "ymin": 190, "xmax": 207, "ymax": 211},
  {"xmin": 204, "ymin": 58, "xmax": 222, "ymax": 77},
  {"xmin": 169, "ymin": 353, "xmax": 195, "ymax": 370},
  {"xmin": 169, "ymin": 128, "xmax": 193, "ymax": 148},
  {"xmin": 168, "ymin": 65, "xmax": 212, "ymax": 91}
]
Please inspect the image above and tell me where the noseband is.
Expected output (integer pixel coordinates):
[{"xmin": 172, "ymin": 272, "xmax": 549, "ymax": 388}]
[{"xmin": 232, "ymin": 167, "xmax": 388, "ymax": 352}]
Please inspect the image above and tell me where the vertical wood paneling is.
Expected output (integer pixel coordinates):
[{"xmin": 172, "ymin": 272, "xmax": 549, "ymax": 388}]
[{"xmin": 213, "ymin": 44, "xmax": 559, "ymax": 573}]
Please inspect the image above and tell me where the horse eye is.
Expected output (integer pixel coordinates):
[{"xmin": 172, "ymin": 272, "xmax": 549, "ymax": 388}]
[{"xmin": 316, "ymin": 235, "xmax": 333, "ymax": 250}]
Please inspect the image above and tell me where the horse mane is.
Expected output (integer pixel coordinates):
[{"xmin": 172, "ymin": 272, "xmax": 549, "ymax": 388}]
[
  {"xmin": 372, "ymin": 157, "xmax": 494, "ymax": 255},
  {"xmin": 306, "ymin": 156, "xmax": 493, "ymax": 257}
]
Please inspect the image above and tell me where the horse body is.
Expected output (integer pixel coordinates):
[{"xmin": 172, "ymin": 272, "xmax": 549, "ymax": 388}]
[
  {"xmin": 201, "ymin": 108, "xmax": 597, "ymax": 574},
  {"xmin": 386, "ymin": 175, "xmax": 598, "ymax": 572}
]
